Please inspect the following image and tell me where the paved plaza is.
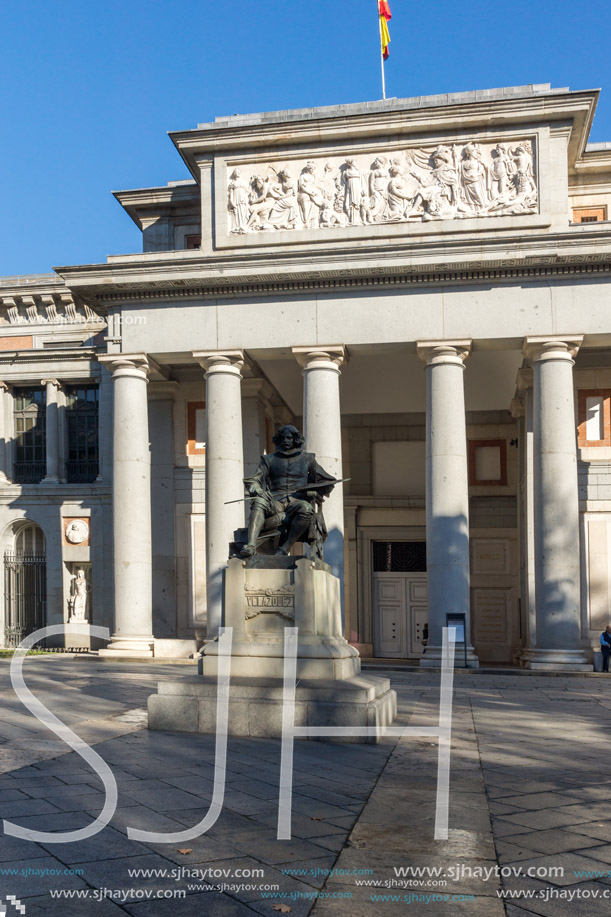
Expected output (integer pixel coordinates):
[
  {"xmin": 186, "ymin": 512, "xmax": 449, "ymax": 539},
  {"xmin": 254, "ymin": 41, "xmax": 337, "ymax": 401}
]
[{"xmin": 1, "ymin": 658, "xmax": 611, "ymax": 915}]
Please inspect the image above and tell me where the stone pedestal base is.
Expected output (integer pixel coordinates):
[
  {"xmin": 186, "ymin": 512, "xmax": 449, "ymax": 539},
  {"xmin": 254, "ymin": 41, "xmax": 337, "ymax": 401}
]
[
  {"xmin": 521, "ymin": 648, "xmax": 592, "ymax": 672},
  {"xmin": 64, "ymin": 621, "xmax": 91, "ymax": 651},
  {"xmin": 148, "ymin": 674, "xmax": 397, "ymax": 744},
  {"xmin": 98, "ymin": 636, "xmax": 154, "ymax": 659},
  {"xmin": 419, "ymin": 644, "xmax": 480, "ymax": 668},
  {"xmin": 201, "ymin": 637, "xmax": 360, "ymax": 679}
]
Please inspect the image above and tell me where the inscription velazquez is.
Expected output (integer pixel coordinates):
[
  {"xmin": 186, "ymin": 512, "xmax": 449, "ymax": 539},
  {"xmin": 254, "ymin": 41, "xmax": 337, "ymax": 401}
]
[
  {"xmin": 244, "ymin": 586, "xmax": 295, "ymax": 621},
  {"xmin": 247, "ymin": 595, "xmax": 294, "ymax": 608}
]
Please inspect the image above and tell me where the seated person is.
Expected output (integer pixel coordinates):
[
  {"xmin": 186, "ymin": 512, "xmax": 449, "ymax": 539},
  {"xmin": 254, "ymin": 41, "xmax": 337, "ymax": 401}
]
[{"xmin": 239, "ymin": 425, "xmax": 336, "ymax": 558}]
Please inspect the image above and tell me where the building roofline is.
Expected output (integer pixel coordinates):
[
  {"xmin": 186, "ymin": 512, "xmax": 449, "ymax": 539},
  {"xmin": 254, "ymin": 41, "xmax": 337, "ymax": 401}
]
[{"xmin": 185, "ymin": 83, "xmax": 567, "ymax": 133}]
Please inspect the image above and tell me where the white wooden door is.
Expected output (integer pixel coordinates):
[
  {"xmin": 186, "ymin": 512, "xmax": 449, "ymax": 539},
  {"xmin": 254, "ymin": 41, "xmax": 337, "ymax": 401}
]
[{"xmin": 373, "ymin": 573, "xmax": 428, "ymax": 658}]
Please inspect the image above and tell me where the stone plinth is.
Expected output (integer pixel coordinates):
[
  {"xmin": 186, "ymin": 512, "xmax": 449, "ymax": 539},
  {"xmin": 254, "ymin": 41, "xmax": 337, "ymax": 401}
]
[
  {"xmin": 148, "ymin": 674, "xmax": 396, "ymax": 744},
  {"xmin": 64, "ymin": 621, "xmax": 91, "ymax": 651},
  {"xmin": 148, "ymin": 555, "xmax": 396, "ymax": 742},
  {"xmin": 201, "ymin": 556, "xmax": 359, "ymax": 679}
]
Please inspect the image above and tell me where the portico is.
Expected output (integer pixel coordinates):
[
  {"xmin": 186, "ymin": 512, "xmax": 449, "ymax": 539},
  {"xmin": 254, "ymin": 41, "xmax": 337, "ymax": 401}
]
[{"xmin": 6, "ymin": 83, "xmax": 611, "ymax": 671}]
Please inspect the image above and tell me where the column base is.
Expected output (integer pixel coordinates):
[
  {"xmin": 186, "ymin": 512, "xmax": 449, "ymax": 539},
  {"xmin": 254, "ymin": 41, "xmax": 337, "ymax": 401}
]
[
  {"xmin": 420, "ymin": 644, "xmax": 480, "ymax": 668},
  {"xmin": 522, "ymin": 648, "xmax": 592, "ymax": 672},
  {"xmin": 98, "ymin": 636, "xmax": 155, "ymax": 659}
]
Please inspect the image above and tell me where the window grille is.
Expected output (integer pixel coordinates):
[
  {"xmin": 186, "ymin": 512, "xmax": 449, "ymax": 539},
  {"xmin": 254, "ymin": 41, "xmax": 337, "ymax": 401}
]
[
  {"xmin": 13, "ymin": 387, "xmax": 46, "ymax": 484},
  {"xmin": 65, "ymin": 385, "xmax": 99, "ymax": 483}
]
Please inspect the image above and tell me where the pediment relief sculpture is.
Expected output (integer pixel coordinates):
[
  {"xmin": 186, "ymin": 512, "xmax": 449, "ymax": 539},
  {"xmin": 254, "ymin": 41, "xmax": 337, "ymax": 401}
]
[{"xmin": 227, "ymin": 140, "xmax": 537, "ymax": 234}]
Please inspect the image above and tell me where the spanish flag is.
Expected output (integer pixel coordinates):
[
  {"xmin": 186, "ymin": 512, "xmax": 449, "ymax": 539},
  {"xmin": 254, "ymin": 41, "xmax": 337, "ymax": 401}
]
[{"xmin": 379, "ymin": 0, "xmax": 391, "ymax": 60}]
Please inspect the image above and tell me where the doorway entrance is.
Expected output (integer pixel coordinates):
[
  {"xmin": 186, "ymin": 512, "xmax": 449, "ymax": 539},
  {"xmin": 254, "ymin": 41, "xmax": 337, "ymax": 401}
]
[
  {"xmin": 4, "ymin": 523, "xmax": 46, "ymax": 648},
  {"xmin": 373, "ymin": 541, "xmax": 427, "ymax": 658}
]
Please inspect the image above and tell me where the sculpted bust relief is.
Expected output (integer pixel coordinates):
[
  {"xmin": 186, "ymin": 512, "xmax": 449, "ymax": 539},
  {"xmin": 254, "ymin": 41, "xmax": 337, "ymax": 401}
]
[
  {"xmin": 65, "ymin": 519, "xmax": 89, "ymax": 544},
  {"xmin": 227, "ymin": 139, "xmax": 538, "ymax": 234}
]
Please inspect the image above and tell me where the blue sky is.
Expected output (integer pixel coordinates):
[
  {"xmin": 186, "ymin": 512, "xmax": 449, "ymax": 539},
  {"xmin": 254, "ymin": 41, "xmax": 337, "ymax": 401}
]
[{"xmin": 1, "ymin": 0, "xmax": 610, "ymax": 275}]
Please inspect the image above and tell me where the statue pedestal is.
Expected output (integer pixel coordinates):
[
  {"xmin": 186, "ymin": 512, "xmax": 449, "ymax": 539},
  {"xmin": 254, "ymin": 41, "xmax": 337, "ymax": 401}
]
[
  {"xmin": 148, "ymin": 557, "xmax": 396, "ymax": 743},
  {"xmin": 64, "ymin": 621, "xmax": 91, "ymax": 650}
]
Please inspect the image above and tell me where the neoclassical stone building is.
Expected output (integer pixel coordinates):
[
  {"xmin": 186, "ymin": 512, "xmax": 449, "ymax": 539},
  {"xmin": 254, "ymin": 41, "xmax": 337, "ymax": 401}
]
[{"xmin": 2, "ymin": 83, "xmax": 611, "ymax": 669}]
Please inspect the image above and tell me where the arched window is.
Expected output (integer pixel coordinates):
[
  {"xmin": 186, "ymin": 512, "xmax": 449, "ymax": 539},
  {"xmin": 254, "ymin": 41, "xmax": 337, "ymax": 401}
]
[{"xmin": 14, "ymin": 523, "xmax": 46, "ymax": 555}]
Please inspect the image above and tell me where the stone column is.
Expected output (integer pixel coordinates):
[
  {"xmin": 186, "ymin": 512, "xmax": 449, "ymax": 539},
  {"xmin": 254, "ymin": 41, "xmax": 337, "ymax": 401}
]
[
  {"xmin": 98, "ymin": 354, "xmax": 154, "ymax": 657},
  {"xmin": 512, "ymin": 370, "xmax": 537, "ymax": 663},
  {"xmin": 524, "ymin": 336, "xmax": 590, "ymax": 670},
  {"xmin": 417, "ymin": 341, "xmax": 478, "ymax": 668},
  {"xmin": 293, "ymin": 347, "xmax": 346, "ymax": 597},
  {"xmin": 193, "ymin": 351, "xmax": 245, "ymax": 640},
  {"xmin": 42, "ymin": 379, "xmax": 61, "ymax": 484},
  {"xmin": 0, "ymin": 382, "xmax": 10, "ymax": 484}
]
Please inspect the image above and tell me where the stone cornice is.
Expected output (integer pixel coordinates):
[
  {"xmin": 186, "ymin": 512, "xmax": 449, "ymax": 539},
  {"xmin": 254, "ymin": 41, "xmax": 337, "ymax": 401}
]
[
  {"xmin": 170, "ymin": 88, "xmax": 597, "ymax": 179},
  {"xmin": 54, "ymin": 225, "xmax": 611, "ymax": 303},
  {"xmin": 57, "ymin": 260, "xmax": 611, "ymax": 306},
  {"xmin": 0, "ymin": 349, "xmax": 98, "ymax": 365}
]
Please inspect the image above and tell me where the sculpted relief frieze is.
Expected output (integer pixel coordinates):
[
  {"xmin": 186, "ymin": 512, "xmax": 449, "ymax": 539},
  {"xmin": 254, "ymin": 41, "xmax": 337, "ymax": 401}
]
[{"xmin": 226, "ymin": 140, "xmax": 537, "ymax": 234}]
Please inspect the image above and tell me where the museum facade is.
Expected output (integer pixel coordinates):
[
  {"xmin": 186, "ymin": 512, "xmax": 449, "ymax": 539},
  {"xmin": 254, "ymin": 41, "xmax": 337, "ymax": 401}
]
[{"xmin": 2, "ymin": 83, "xmax": 611, "ymax": 669}]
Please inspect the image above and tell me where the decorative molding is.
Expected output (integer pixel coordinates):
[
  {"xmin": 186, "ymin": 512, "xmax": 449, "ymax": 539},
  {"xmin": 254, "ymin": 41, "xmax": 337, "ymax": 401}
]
[
  {"xmin": 227, "ymin": 140, "xmax": 537, "ymax": 235},
  {"xmin": 0, "ymin": 292, "xmax": 105, "ymax": 327},
  {"xmin": 91, "ymin": 260, "xmax": 611, "ymax": 304},
  {"xmin": 0, "ymin": 349, "xmax": 99, "ymax": 365}
]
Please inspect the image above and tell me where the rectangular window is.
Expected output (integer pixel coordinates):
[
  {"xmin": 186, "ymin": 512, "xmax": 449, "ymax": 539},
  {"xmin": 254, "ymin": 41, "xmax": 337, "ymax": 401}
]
[
  {"xmin": 572, "ymin": 206, "xmax": 607, "ymax": 223},
  {"xmin": 13, "ymin": 387, "xmax": 46, "ymax": 483},
  {"xmin": 187, "ymin": 402, "xmax": 206, "ymax": 455},
  {"xmin": 185, "ymin": 234, "xmax": 201, "ymax": 249},
  {"xmin": 373, "ymin": 541, "xmax": 427, "ymax": 573},
  {"xmin": 468, "ymin": 440, "xmax": 507, "ymax": 485},
  {"xmin": 65, "ymin": 384, "xmax": 99, "ymax": 483},
  {"xmin": 578, "ymin": 390, "xmax": 611, "ymax": 446}
]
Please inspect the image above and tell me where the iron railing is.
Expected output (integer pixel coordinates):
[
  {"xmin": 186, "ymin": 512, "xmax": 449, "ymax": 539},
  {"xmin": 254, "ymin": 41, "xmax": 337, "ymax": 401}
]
[
  {"xmin": 4, "ymin": 552, "xmax": 46, "ymax": 647},
  {"xmin": 13, "ymin": 463, "xmax": 46, "ymax": 484},
  {"xmin": 67, "ymin": 461, "xmax": 99, "ymax": 483}
]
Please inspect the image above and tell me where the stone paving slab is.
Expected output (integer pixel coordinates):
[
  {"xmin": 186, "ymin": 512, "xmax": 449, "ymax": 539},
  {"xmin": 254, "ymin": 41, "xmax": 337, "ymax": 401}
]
[{"xmin": 2, "ymin": 660, "xmax": 611, "ymax": 915}]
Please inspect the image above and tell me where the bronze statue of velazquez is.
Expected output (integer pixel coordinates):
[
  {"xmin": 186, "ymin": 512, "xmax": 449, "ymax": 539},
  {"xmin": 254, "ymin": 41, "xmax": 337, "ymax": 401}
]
[{"xmin": 238, "ymin": 425, "xmax": 336, "ymax": 559}]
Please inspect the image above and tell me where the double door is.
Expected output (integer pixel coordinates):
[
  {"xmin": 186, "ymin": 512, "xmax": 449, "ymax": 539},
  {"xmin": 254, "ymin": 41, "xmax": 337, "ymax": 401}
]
[{"xmin": 373, "ymin": 572, "xmax": 428, "ymax": 658}]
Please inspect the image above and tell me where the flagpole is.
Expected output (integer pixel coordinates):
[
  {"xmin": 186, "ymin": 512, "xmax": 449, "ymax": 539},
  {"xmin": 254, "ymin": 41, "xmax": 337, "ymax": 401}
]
[{"xmin": 378, "ymin": 6, "xmax": 386, "ymax": 100}]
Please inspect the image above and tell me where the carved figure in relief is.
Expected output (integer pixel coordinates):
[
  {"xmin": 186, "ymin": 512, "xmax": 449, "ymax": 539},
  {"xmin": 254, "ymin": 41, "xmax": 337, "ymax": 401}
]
[
  {"xmin": 297, "ymin": 162, "xmax": 324, "ymax": 228},
  {"xmin": 319, "ymin": 163, "xmax": 338, "ymax": 227},
  {"xmin": 512, "ymin": 144, "xmax": 536, "ymax": 197},
  {"xmin": 386, "ymin": 161, "xmax": 416, "ymax": 221},
  {"xmin": 68, "ymin": 568, "xmax": 90, "ymax": 622},
  {"xmin": 369, "ymin": 156, "xmax": 390, "ymax": 221},
  {"xmin": 431, "ymin": 145, "xmax": 460, "ymax": 207},
  {"xmin": 239, "ymin": 425, "xmax": 337, "ymax": 560},
  {"xmin": 267, "ymin": 170, "xmax": 299, "ymax": 229},
  {"xmin": 227, "ymin": 169, "xmax": 250, "ymax": 234},
  {"xmin": 489, "ymin": 144, "xmax": 513, "ymax": 198},
  {"xmin": 460, "ymin": 143, "xmax": 489, "ymax": 214},
  {"xmin": 341, "ymin": 158, "xmax": 363, "ymax": 224},
  {"xmin": 247, "ymin": 175, "xmax": 274, "ymax": 230}
]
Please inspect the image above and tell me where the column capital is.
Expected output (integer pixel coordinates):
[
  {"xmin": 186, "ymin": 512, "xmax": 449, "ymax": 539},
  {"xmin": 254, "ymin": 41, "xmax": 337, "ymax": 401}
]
[
  {"xmin": 41, "ymin": 378, "xmax": 62, "ymax": 389},
  {"xmin": 0, "ymin": 381, "xmax": 10, "ymax": 393},
  {"xmin": 98, "ymin": 353, "xmax": 151, "ymax": 381},
  {"xmin": 417, "ymin": 339, "xmax": 472, "ymax": 366},
  {"xmin": 192, "ymin": 350, "xmax": 244, "ymax": 376},
  {"xmin": 292, "ymin": 346, "xmax": 347, "ymax": 370},
  {"xmin": 523, "ymin": 336, "xmax": 583, "ymax": 362}
]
